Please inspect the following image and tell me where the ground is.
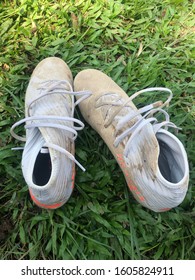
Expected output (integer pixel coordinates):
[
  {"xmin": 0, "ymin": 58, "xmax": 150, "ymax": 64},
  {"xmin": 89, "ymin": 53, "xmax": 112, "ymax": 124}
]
[{"xmin": 0, "ymin": 0, "xmax": 194, "ymax": 260}]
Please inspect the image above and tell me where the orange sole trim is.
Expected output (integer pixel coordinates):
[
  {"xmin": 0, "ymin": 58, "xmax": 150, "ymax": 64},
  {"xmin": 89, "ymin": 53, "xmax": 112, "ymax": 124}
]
[
  {"xmin": 29, "ymin": 190, "xmax": 64, "ymax": 209},
  {"xmin": 160, "ymin": 208, "xmax": 171, "ymax": 212}
]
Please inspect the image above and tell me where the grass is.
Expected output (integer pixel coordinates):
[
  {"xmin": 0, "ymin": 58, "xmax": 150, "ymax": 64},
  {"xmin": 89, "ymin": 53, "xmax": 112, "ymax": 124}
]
[{"xmin": 0, "ymin": 0, "xmax": 195, "ymax": 260}]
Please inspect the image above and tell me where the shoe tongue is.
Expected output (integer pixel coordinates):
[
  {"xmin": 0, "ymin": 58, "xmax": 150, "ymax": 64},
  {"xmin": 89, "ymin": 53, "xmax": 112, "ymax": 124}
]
[
  {"xmin": 98, "ymin": 93, "xmax": 141, "ymax": 144},
  {"xmin": 29, "ymin": 93, "xmax": 72, "ymax": 153},
  {"xmin": 97, "ymin": 93, "xmax": 160, "ymax": 173}
]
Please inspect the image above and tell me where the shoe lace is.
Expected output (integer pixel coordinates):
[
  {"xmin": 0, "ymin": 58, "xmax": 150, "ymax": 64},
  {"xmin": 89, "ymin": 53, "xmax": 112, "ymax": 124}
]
[
  {"xmin": 10, "ymin": 80, "xmax": 91, "ymax": 171},
  {"xmin": 95, "ymin": 87, "xmax": 180, "ymax": 158}
]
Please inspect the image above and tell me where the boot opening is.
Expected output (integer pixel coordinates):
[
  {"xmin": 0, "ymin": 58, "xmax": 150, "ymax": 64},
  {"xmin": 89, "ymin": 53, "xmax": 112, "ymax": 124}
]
[
  {"xmin": 157, "ymin": 137, "xmax": 185, "ymax": 184},
  {"xmin": 33, "ymin": 150, "xmax": 52, "ymax": 186}
]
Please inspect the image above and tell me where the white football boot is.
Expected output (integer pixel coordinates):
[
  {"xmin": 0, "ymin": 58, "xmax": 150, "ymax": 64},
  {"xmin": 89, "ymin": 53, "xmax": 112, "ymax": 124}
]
[
  {"xmin": 11, "ymin": 57, "xmax": 89, "ymax": 209},
  {"xmin": 74, "ymin": 69, "xmax": 189, "ymax": 212}
]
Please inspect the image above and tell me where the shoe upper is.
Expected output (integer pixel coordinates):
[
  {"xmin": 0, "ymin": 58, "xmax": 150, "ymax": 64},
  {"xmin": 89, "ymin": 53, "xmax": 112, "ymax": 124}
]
[
  {"xmin": 74, "ymin": 69, "xmax": 189, "ymax": 212},
  {"xmin": 11, "ymin": 57, "xmax": 81, "ymax": 209}
]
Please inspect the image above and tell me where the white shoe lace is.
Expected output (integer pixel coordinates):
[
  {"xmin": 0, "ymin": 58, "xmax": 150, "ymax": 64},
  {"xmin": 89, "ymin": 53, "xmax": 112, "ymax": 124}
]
[
  {"xmin": 10, "ymin": 80, "xmax": 91, "ymax": 171},
  {"xmin": 95, "ymin": 87, "xmax": 180, "ymax": 157}
]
